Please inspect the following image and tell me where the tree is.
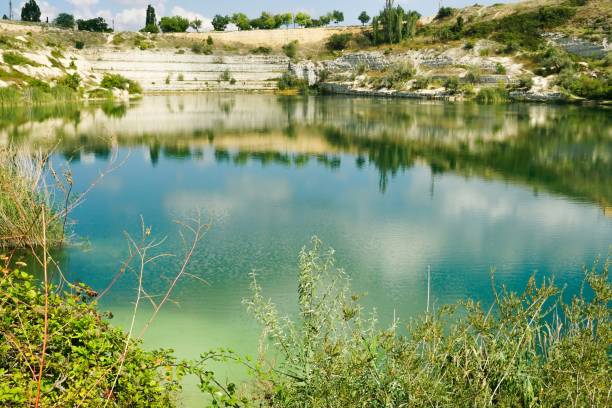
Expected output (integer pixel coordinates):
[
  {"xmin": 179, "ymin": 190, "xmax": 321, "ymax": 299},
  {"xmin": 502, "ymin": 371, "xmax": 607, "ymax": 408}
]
[
  {"xmin": 159, "ymin": 16, "xmax": 189, "ymax": 32},
  {"xmin": 211, "ymin": 14, "xmax": 229, "ymax": 31},
  {"xmin": 371, "ymin": 0, "xmax": 420, "ymax": 45},
  {"xmin": 21, "ymin": 0, "xmax": 40, "ymax": 22},
  {"xmin": 294, "ymin": 12, "xmax": 311, "ymax": 28},
  {"xmin": 2, "ymin": 15, "xmax": 8, "ymax": 20},
  {"xmin": 53, "ymin": 12, "xmax": 74, "ymax": 29},
  {"xmin": 141, "ymin": 23, "xmax": 159, "ymax": 33},
  {"xmin": 190, "ymin": 18, "xmax": 202, "ymax": 32},
  {"xmin": 77, "ymin": 17, "xmax": 112, "ymax": 32},
  {"xmin": 331, "ymin": 10, "xmax": 344, "ymax": 24},
  {"xmin": 277, "ymin": 12, "xmax": 293, "ymax": 28},
  {"xmin": 319, "ymin": 14, "xmax": 331, "ymax": 26},
  {"xmin": 145, "ymin": 4, "xmax": 156, "ymax": 26},
  {"xmin": 358, "ymin": 11, "xmax": 370, "ymax": 26},
  {"xmin": 231, "ymin": 13, "xmax": 251, "ymax": 30}
]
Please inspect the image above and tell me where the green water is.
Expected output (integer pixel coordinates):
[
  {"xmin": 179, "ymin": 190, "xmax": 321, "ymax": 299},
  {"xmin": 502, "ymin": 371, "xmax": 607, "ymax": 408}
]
[{"xmin": 4, "ymin": 95, "xmax": 611, "ymax": 403}]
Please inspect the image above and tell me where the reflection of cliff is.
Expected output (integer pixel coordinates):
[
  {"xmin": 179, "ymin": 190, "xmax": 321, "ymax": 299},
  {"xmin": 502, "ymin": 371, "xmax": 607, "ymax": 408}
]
[{"xmin": 5, "ymin": 95, "xmax": 611, "ymax": 209}]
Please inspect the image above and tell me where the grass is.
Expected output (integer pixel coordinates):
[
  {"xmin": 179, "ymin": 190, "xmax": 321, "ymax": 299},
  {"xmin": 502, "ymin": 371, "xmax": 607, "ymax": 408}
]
[
  {"xmin": 2, "ymin": 51, "xmax": 41, "ymax": 67},
  {"xmin": 476, "ymin": 84, "xmax": 510, "ymax": 103}
]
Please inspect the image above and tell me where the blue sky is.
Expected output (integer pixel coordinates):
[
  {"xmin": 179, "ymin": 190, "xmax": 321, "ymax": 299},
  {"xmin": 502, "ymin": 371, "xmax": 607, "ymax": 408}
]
[{"xmin": 10, "ymin": 0, "xmax": 516, "ymax": 30}]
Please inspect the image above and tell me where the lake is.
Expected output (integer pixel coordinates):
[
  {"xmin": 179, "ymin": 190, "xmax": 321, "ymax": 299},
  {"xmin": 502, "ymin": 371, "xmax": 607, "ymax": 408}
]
[{"xmin": 4, "ymin": 94, "xmax": 611, "ymax": 402}]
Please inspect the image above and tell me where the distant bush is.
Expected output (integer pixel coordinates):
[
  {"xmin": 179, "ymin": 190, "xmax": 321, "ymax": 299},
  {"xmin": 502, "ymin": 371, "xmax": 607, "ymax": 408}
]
[
  {"xmin": 463, "ymin": 40, "xmax": 475, "ymax": 50},
  {"xmin": 53, "ymin": 12, "xmax": 75, "ymax": 29},
  {"xmin": 476, "ymin": 84, "xmax": 509, "ymax": 103},
  {"xmin": 532, "ymin": 47, "xmax": 574, "ymax": 75},
  {"xmin": 218, "ymin": 69, "xmax": 233, "ymax": 82},
  {"xmin": 191, "ymin": 42, "xmax": 213, "ymax": 55},
  {"xmin": 326, "ymin": 33, "xmax": 352, "ymax": 51},
  {"xmin": 206, "ymin": 36, "xmax": 214, "ymax": 46},
  {"xmin": 74, "ymin": 40, "xmax": 85, "ymax": 49},
  {"xmin": 251, "ymin": 46, "xmax": 272, "ymax": 55},
  {"xmin": 100, "ymin": 73, "xmax": 143, "ymax": 94},
  {"xmin": 464, "ymin": 67, "xmax": 481, "ymax": 84},
  {"xmin": 557, "ymin": 71, "xmax": 612, "ymax": 100},
  {"xmin": 412, "ymin": 76, "xmax": 431, "ymax": 90},
  {"xmin": 495, "ymin": 62, "xmax": 507, "ymax": 75},
  {"xmin": 141, "ymin": 23, "xmax": 160, "ymax": 33},
  {"xmin": 77, "ymin": 17, "xmax": 112, "ymax": 33},
  {"xmin": 159, "ymin": 16, "xmax": 189, "ymax": 33},
  {"xmin": 282, "ymin": 40, "xmax": 299, "ymax": 59},
  {"xmin": 277, "ymin": 71, "xmax": 308, "ymax": 92},
  {"xmin": 435, "ymin": 6, "xmax": 454, "ymax": 20},
  {"xmin": 444, "ymin": 76, "xmax": 460, "ymax": 94},
  {"xmin": 370, "ymin": 62, "xmax": 416, "ymax": 89},
  {"xmin": 3, "ymin": 52, "xmax": 40, "ymax": 67}
]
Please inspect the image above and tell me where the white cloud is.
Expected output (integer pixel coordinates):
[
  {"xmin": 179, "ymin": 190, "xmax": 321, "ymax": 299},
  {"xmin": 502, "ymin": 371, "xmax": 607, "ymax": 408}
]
[
  {"xmin": 67, "ymin": 0, "xmax": 98, "ymax": 6},
  {"xmin": 114, "ymin": 8, "xmax": 146, "ymax": 30}
]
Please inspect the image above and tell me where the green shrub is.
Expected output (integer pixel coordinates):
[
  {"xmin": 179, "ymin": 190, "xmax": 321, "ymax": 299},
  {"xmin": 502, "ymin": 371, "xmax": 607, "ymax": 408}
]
[
  {"xmin": 282, "ymin": 40, "xmax": 299, "ymax": 59},
  {"xmin": 517, "ymin": 74, "xmax": 534, "ymax": 90},
  {"xmin": 370, "ymin": 62, "xmax": 416, "ymax": 89},
  {"xmin": 444, "ymin": 76, "xmax": 460, "ymax": 94},
  {"xmin": 464, "ymin": 40, "xmax": 475, "ymax": 50},
  {"xmin": 557, "ymin": 71, "xmax": 612, "ymax": 100},
  {"xmin": 206, "ymin": 36, "xmax": 214, "ymax": 46},
  {"xmin": 412, "ymin": 76, "xmax": 431, "ymax": 90},
  {"xmin": 100, "ymin": 73, "xmax": 143, "ymax": 94},
  {"xmin": 326, "ymin": 33, "xmax": 352, "ymax": 51},
  {"xmin": 277, "ymin": 71, "xmax": 308, "ymax": 92},
  {"xmin": 141, "ymin": 23, "xmax": 160, "ymax": 33},
  {"xmin": 476, "ymin": 84, "xmax": 509, "ymax": 103},
  {"xmin": 218, "ymin": 69, "xmax": 233, "ymax": 83},
  {"xmin": 464, "ymin": 67, "xmax": 481, "ymax": 84},
  {"xmin": 435, "ymin": 6, "xmax": 454, "ymax": 20},
  {"xmin": 74, "ymin": 40, "xmax": 85, "ymax": 50},
  {"xmin": 251, "ymin": 46, "xmax": 272, "ymax": 55},
  {"xmin": 177, "ymin": 73, "xmax": 184, "ymax": 81},
  {"xmin": 532, "ymin": 47, "xmax": 574, "ymax": 75},
  {"xmin": 191, "ymin": 42, "xmax": 213, "ymax": 55},
  {"xmin": 56, "ymin": 73, "xmax": 81, "ymax": 90},
  {"xmin": 3, "ymin": 52, "xmax": 40, "ymax": 67},
  {"xmin": 0, "ymin": 269, "xmax": 180, "ymax": 406},
  {"xmin": 495, "ymin": 62, "xmax": 507, "ymax": 74},
  {"xmin": 27, "ymin": 78, "xmax": 51, "ymax": 92},
  {"xmin": 245, "ymin": 238, "xmax": 611, "ymax": 407},
  {"xmin": 50, "ymin": 49, "xmax": 64, "ymax": 60}
]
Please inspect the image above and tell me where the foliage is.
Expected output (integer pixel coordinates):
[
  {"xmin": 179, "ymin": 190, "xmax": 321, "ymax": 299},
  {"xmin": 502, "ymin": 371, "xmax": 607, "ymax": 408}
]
[
  {"xmin": 145, "ymin": 5, "xmax": 157, "ymax": 27},
  {"xmin": 435, "ymin": 6, "xmax": 454, "ymax": 20},
  {"xmin": 231, "ymin": 13, "xmax": 251, "ymax": 30},
  {"xmin": 212, "ymin": 15, "xmax": 229, "ymax": 31},
  {"xmin": 251, "ymin": 46, "xmax": 272, "ymax": 55},
  {"xmin": 206, "ymin": 36, "xmax": 214, "ymax": 46},
  {"xmin": 218, "ymin": 69, "xmax": 233, "ymax": 83},
  {"xmin": 464, "ymin": 40, "xmax": 474, "ymax": 50},
  {"xmin": 2, "ymin": 52, "xmax": 40, "ymax": 67},
  {"xmin": 282, "ymin": 41, "xmax": 299, "ymax": 59},
  {"xmin": 53, "ymin": 13, "xmax": 75, "ymax": 29},
  {"xmin": 532, "ymin": 47, "xmax": 574, "ymax": 76},
  {"xmin": 326, "ymin": 33, "xmax": 352, "ymax": 51},
  {"xmin": 412, "ymin": 76, "xmax": 431, "ymax": 90},
  {"xmin": 21, "ymin": 0, "xmax": 41, "ymax": 22},
  {"xmin": 293, "ymin": 12, "xmax": 311, "ymax": 28},
  {"xmin": 141, "ymin": 23, "xmax": 159, "ymax": 34},
  {"xmin": 370, "ymin": 62, "xmax": 416, "ymax": 89},
  {"xmin": 57, "ymin": 73, "xmax": 81, "ymax": 90},
  {"xmin": 556, "ymin": 71, "xmax": 612, "ymax": 100},
  {"xmin": 475, "ymin": 84, "xmax": 509, "ymax": 103},
  {"xmin": 277, "ymin": 72, "xmax": 308, "ymax": 93},
  {"xmin": 74, "ymin": 41, "xmax": 85, "ymax": 50},
  {"xmin": 100, "ymin": 73, "xmax": 143, "ymax": 94},
  {"xmin": 444, "ymin": 76, "xmax": 460, "ymax": 94},
  {"xmin": 331, "ymin": 10, "xmax": 344, "ymax": 24},
  {"xmin": 191, "ymin": 42, "xmax": 213, "ymax": 55},
  {"xmin": 358, "ymin": 11, "xmax": 370, "ymax": 26},
  {"xmin": 371, "ymin": 1, "xmax": 420, "ymax": 45},
  {"xmin": 159, "ymin": 16, "xmax": 189, "ymax": 33},
  {"xmin": 245, "ymin": 238, "xmax": 611, "ymax": 407},
  {"xmin": 495, "ymin": 62, "xmax": 507, "ymax": 75},
  {"xmin": 517, "ymin": 74, "xmax": 534, "ymax": 90},
  {"xmin": 250, "ymin": 12, "xmax": 283, "ymax": 30},
  {"xmin": 0, "ymin": 269, "xmax": 181, "ymax": 406},
  {"xmin": 77, "ymin": 17, "xmax": 112, "ymax": 33}
]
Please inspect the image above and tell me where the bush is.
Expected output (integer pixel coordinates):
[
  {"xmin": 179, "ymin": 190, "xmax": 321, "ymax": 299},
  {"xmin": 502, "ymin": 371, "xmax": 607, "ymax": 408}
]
[
  {"xmin": 277, "ymin": 71, "xmax": 308, "ymax": 92},
  {"xmin": 282, "ymin": 40, "xmax": 299, "ymax": 59},
  {"xmin": 191, "ymin": 42, "xmax": 213, "ymax": 55},
  {"xmin": 74, "ymin": 40, "xmax": 85, "ymax": 50},
  {"xmin": 100, "ymin": 73, "xmax": 143, "ymax": 94},
  {"xmin": 53, "ymin": 13, "xmax": 75, "ymax": 29},
  {"xmin": 495, "ymin": 62, "xmax": 507, "ymax": 74},
  {"xmin": 326, "ymin": 33, "xmax": 352, "ymax": 51},
  {"xmin": 463, "ymin": 40, "xmax": 475, "ymax": 50},
  {"xmin": 159, "ymin": 16, "xmax": 189, "ymax": 33},
  {"xmin": 370, "ymin": 62, "xmax": 416, "ymax": 90},
  {"xmin": 218, "ymin": 69, "xmax": 233, "ymax": 82},
  {"xmin": 532, "ymin": 47, "xmax": 574, "ymax": 75},
  {"xmin": 251, "ymin": 46, "xmax": 272, "ymax": 55},
  {"xmin": 245, "ymin": 238, "xmax": 611, "ymax": 407},
  {"xmin": 444, "ymin": 76, "xmax": 460, "ymax": 94},
  {"xmin": 77, "ymin": 17, "xmax": 112, "ymax": 33},
  {"xmin": 556, "ymin": 71, "xmax": 612, "ymax": 100},
  {"xmin": 464, "ymin": 68, "xmax": 481, "ymax": 84},
  {"xmin": 2, "ymin": 52, "xmax": 40, "ymax": 67},
  {"xmin": 476, "ymin": 84, "xmax": 509, "ymax": 103},
  {"xmin": 435, "ymin": 6, "xmax": 454, "ymax": 20},
  {"xmin": 517, "ymin": 74, "xmax": 534, "ymax": 90},
  {"xmin": 0, "ymin": 269, "xmax": 180, "ymax": 406},
  {"xmin": 412, "ymin": 76, "xmax": 431, "ymax": 90},
  {"xmin": 141, "ymin": 23, "xmax": 159, "ymax": 33},
  {"xmin": 206, "ymin": 36, "xmax": 214, "ymax": 46}
]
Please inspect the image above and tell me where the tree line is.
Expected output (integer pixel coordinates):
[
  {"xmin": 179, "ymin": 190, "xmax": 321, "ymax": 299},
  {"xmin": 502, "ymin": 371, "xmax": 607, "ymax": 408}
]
[{"xmin": 12, "ymin": 0, "xmax": 420, "ymax": 46}]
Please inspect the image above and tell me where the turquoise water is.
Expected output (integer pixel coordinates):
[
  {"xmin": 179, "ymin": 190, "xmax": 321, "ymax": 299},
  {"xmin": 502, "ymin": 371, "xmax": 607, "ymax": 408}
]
[{"xmin": 6, "ymin": 94, "xmax": 611, "ymax": 402}]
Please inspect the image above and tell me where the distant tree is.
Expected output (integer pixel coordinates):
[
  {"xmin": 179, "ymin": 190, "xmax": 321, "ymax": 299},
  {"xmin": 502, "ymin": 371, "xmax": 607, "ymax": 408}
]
[
  {"xmin": 294, "ymin": 12, "xmax": 311, "ymax": 28},
  {"xmin": 206, "ymin": 35, "xmax": 213, "ymax": 45},
  {"xmin": 211, "ymin": 14, "xmax": 229, "ymax": 31},
  {"xmin": 77, "ymin": 17, "xmax": 112, "ymax": 32},
  {"xmin": 435, "ymin": 6, "xmax": 454, "ymax": 20},
  {"xmin": 159, "ymin": 16, "xmax": 189, "ymax": 32},
  {"xmin": 21, "ymin": 0, "xmax": 41, "ymax": 22},
  {"xmin": 277, "ymin": 12, "xmax": 293, "ymax": 28},
  {"xmin": 249, "ymin": 12, "xmax": 280, "ymax": 30},
  {"xmin": 331, "ymin": 10, "xmax": 344, "ymax": 24},
  {"xmin": 145, "ymin": 4, "xmax": 156, "ymax": 26},
  {"xmin": 53, "ymin": 12, "xmax": 74, "ymax": 29},
  {"xmin": 2, "ymin": 14, "xmax": 8, "ymax": 20},
  {"xmin": 358, "ymin": 11, "xmax": 370, "ymax": 25},
  {"xmin": 190, "ymin": 18, "xmax": 202, "ymax": 32},
  {"xmin": 141, "ymin": 23, "xmax": 159, "ymax": 33},
  {"xmin": 231, "ymin": 13, "xmax": 251, "ymax": 30}
]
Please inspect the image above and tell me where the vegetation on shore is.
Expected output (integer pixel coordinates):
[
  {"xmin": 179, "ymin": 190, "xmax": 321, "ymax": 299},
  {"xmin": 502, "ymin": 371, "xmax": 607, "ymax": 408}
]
[{"xmin": 0, "ymin": 238, "xmax": 609, "ymax": 406}]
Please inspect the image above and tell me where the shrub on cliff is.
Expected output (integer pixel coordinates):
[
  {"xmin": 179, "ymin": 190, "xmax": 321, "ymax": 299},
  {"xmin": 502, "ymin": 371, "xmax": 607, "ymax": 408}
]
[
  {"xmin": 326, "ymin": 33, "xmax": 352, "ymax": 51},
  {"xmin": 101, "ymin": 73, "xmax": 143, "ymax": 95}
]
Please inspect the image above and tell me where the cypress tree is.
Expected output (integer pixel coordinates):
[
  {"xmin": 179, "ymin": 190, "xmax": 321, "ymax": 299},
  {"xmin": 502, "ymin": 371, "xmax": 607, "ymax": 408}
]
[
  {"xmin": 21, "ymin": 0, "xmax": 41, "ymax": 22},
  {"xmin": 145, "ymin": 4, "xmax": 156, "ymax": 27}
]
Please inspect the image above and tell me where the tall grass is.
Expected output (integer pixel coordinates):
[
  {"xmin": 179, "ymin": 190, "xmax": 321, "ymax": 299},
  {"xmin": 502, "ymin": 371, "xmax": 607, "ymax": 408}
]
[{"xmin": 243, "ymin": 238, "xmax": 611, "ymax": 407}]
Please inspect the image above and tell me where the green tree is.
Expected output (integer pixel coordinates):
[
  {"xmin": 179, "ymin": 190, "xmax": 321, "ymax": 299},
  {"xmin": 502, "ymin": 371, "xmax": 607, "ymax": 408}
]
[
  {"xmin": 211, "ymin": 14, "xmax": 229, "ymax": 31},
  {"xmin": 21, "ymin": 0, "xmax": 41, "ymax": 22},
  {"xmin": 145, "ymin": 4, "xmax": 156, "ymax": 26},
  {"xmin": 190, "ymin": 18, "xmax": 202, "ymax": 32},
  {"xmin": 277, "ymin": 12, "xmax": 293, "ymax": 28},
  {"xmin": 331, "ymin": 10, "xmax": 344, "ymax": 24},
  {"xmin": 294, "ymin": 12, "xmax": 311, "ymax": 27},
  {"xmin": 159, "ymin": 15, "xmax": 189, "ymax": 32},
  {"xmin": 358, "ymin": 11, "xmax": 370, "ymax": 26},
  {"xmin": 77, "ymin": 17, "xmax": 112, "ymax": 32},
  {"xmin": 231, "ymin": 12, "xmax": 251, "ymax": 30},
  {"xmin": 53, "ymin": 13, "xmax": 74, "ymax": 29}
]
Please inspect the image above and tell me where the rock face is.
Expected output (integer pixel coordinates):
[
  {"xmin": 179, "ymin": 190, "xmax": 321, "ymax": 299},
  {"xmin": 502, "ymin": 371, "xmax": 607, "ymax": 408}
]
[
  {"xmin": 79, "ymin": 50, "xmax": 290, "ymax": 92},
  {"xmin": 544, "ymin": 32, "xmax": 610, "ymax": 58}
]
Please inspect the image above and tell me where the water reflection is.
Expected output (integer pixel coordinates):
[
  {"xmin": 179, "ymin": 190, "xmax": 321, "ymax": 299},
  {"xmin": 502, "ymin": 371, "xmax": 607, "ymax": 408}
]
[{"xmin": 3, "ymin": 95, "xmax": 611, "ymax": 210}]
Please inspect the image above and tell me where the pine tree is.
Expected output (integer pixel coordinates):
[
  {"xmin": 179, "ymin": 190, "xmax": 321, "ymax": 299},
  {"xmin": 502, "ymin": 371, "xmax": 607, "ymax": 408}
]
[
  {"xmin": 145, "ymin": 4, "xmax": 156, "ymax": 27},
  {"xmin": 21, "ymin": 0, "xmax": 41, "ymax": 22}
]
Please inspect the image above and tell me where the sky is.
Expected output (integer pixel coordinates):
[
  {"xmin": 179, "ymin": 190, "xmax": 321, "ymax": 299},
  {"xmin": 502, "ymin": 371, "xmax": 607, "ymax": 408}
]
[{"xmin": 9, "ymin": 0, "xmax": 517, "ymax": 31}]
